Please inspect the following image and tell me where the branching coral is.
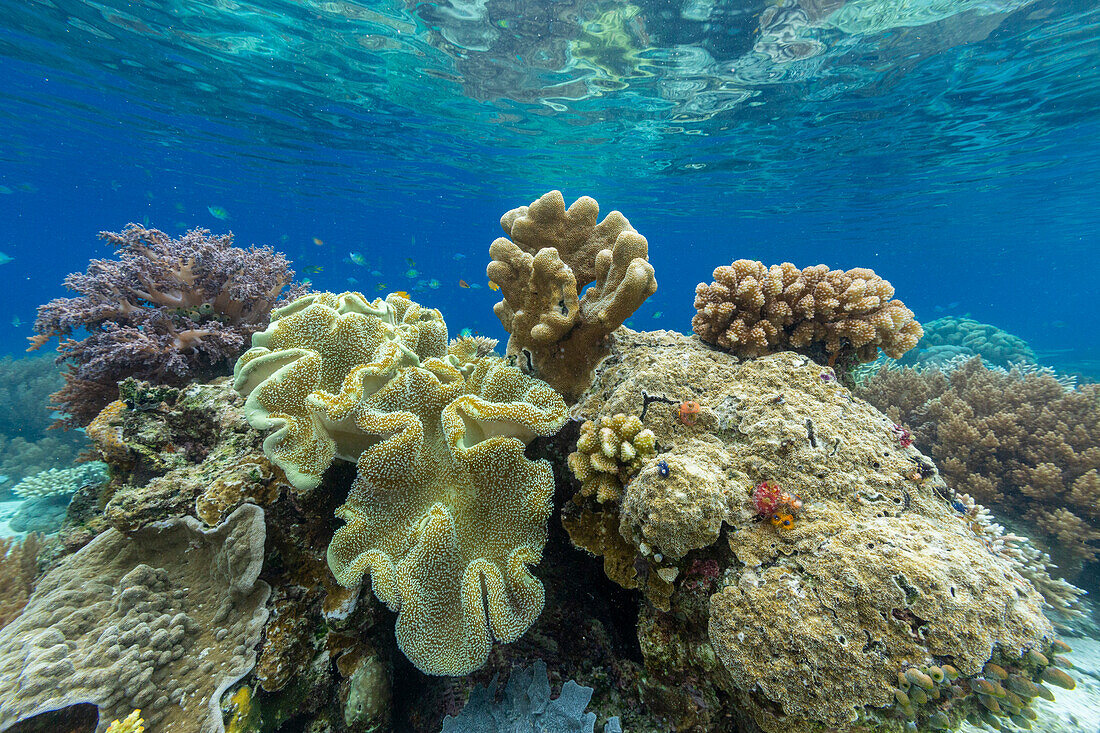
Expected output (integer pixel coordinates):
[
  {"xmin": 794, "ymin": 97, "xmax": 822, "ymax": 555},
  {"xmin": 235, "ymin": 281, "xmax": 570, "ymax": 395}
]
[
  {"xmin": 11, "ymin": 461, "xmax": 107, "ymax": 499},
  {"xmin": 233, "ymin": 290, "xmax": 568, "ymax": 676},
  {"xmin": 487, "ymin": 190, "xmax": 657, "ymax": 402},
  {"xmin": 29, "ymin": 224, "xmax": 306, "ymax": 427},
  {"xmin": 857, "ymin": 356, "xmax": 1100, "ymax": 569},
  {"xmin": 692, "ymin": 259, "xmax": 922, "ymax": 365}
]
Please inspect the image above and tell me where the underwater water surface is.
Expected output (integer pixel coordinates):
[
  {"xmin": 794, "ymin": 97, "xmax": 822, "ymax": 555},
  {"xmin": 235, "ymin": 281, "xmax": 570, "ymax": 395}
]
[{"xmin": 1, "ymin": 0, "xmax": 1099, "ymax": 731}]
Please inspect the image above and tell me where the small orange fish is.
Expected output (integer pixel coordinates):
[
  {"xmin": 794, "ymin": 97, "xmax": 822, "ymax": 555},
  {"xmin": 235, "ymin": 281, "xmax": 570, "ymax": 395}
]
[
  {"xmin": 312, "ymin": 237, "xmax": 324, "ymax": 246},
  {"xmin": 459, "ymin": 279, "xmax": 470, "ymax": 289},
  {"xmin": 488, "ymin": 281, "xmax": 500, "ymax": 292},
  {"xmin": 393, "ymin": 290, "xmax": 410, "ymax": 299}
]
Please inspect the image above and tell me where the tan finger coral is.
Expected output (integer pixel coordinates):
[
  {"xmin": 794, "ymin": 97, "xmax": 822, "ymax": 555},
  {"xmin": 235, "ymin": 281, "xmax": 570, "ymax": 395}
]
[
  {"xmin": 568, "ymin": 413, "xmax": 656, "ymax": 503},
  {"xmin": 692, "ymin": 259, "xmax": 922, "ymax": 365},
  {"xmin": 488, "ymin": 190, "xmax": 657, "ymax": 402},
  {"xmin": 233, "ymin": 290, "xmax": 568, "ymax": 676}
]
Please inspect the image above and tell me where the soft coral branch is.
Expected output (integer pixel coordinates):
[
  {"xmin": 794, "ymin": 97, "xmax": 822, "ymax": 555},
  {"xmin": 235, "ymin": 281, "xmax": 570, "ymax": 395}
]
[{"xmin": 31, "ymin": 223, "xmax": 307, "ymax": 427}]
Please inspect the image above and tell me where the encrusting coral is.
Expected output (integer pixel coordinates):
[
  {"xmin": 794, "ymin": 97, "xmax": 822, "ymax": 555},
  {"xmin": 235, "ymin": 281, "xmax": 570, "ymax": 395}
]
[
  {"xmin": 857, "ymin": 356, "xmax": 1100, "ymax": 570},
  {"xmin": 233, "ymin": 290, "xmax": 568, "ymax": 676},
  {"xmin": 692, "ymin": 259, "xmax": 923, "ymax": 366},
  {"xmin": 29, "ymin": 224, "xmax": 306, "ymax": 427},
  {"xmin": 0, "ymin": 504, "xmax": 270, "ymax": 733},
  {"xmin": 566, "ymin": 328, "xmax": 1071, "ymax": 733},
  {"xmin": 487, "ymin": 190, "xmax": 657, "ymax": 402}
]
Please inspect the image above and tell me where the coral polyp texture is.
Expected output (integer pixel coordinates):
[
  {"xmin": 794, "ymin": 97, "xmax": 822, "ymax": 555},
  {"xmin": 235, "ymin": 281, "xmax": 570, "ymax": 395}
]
[
  {"xmin": 568, "ymin": 413, "xmax": 656, "ymax": 503},
  {"xmin": 29, "ymin": 224, "xmax": 305, "ymax": 427},
  {"xmin": 487, "ymin": 190, "xmax": 657, "ymax": 402},
  {"xmin": 233, "ymin": 290, "xmax": 568, "ymax": 676},
  {"xmin": 0, "ymin": 504, "xmax": 270, "ymax": 733},
  {"xmin": 692, "ymin": 259, "xmax": 922, "ymax": 366},
  {"xmin": 566, "ymin": 329, "xmax": 1069, "ymax": 733}
]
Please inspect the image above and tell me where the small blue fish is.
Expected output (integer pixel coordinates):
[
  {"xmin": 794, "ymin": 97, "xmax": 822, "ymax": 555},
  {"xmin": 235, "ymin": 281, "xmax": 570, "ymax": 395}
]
[
  {"xmin": 459, "ymin": 328, "xmax": 473, "ymax": 338},
  {"xmin": 348, "ymin": 252, "xmax": 366, "ymax": 266},
  {"xmin": 428, "ymin": 278, "xmax": 440, "ymax": 289},
  {"xmin": 469, "ymin": 283, "xmax": 482, "ymax": 289},
  {"xmin": 405, "ymin": 268, "xmax": 418, "ymax": 278},
  {"xmin": 347, "ymin": 277, "xmax": 358, "ymax": 285},
  {"xmin": 405, "ymin": 257, "xmax": 416, "ymax": 267},
  {"xmin": 370, "ymin": 270, "xmax": 382, "ymax": 277},
  {"xmin": 0, "ymin": 252, "xmax": 13, "ymax": 265},
  {"xmin": 304, "ymin": 265, "xmax": 324, "ymax": 274},
  {"xmin": 207, "ymin": 205, "xmax": 230, "ymax": 220},
  {"xmin": 453, "ymin": 253, "xmax": 466, "ymax": 260},
  {"xmin": 652, "ymin": 311, "xmax": 663, "ymax": 319}
]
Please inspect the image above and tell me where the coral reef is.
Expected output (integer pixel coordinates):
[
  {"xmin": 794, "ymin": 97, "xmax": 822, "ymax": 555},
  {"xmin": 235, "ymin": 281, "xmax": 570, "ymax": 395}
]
[
  {"xmin": 441, "ymin": 660, "xmax": 622, "ymax": 733},
  {"xmin": 692, "ymin": 259, "xmax": 923, "ymax": 366},
  {"xmin": 565, "ymin": 328, "xmax": 1068, "ymax": 733},
  {"xmin": 11, "ymin": 462, "xmax": 107, "ymax": 499},
  {"xmin": 901, "ymin": 316, "xmax": 1036, "ymax": 369},
  {"xmin": 487, "ymin": 190, "xmax": 657, "ymax": 402},
  {"xmin": 233, "ymin": 290, "xmax": 568, "ymax": 676},
  {"xmin": 857, "ymin": 356, "xmax": 1100, "ymax": 570},
  {"xmin": 0, "ymin": 355, "xmax": 87, "ymax": 488},
  {"xmin": 0, "ymin": 532, "xmax": 38, "ymax": 630},
  {"xmin": 568, "ymin": 413, "xmax": 656, "ymax": 503},
  {"xmin": 0, "ymin": 504, "xmax": 270, "ymax": 733},
  {"xmin": 29, "ymin": 224, "xmax": 306, "ymax": 427}
]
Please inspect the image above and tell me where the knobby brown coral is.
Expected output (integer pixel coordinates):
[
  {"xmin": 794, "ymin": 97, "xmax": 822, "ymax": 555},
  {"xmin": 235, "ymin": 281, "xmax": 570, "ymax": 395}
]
[
  {"xmin": 30, "ymin": 224, "xmax": 306, "ymax": 427},
  {"xmin": 487, "ymin": 190, "xmax": 657, "ymax": 402},
  {"xmin": 692, "ymin": 260, "xmax": 922, "ymax": 365},
  {"xmin": 857, "ymin": 357, "xmax": 1100, "ymax": 569}
]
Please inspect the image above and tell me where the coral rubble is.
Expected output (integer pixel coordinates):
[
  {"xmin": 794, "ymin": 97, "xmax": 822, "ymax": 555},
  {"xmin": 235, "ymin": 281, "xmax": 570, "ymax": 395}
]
[
  {"xmin": 857, "ymin": 356, "xmax": 1100, "ymax": 571},
  {"xmin": 566, "ymin": 328, "xmax": 1067, "ymax": 732},
  {"xmin": 487, "ymin": 190, "xmax": 657, "ymax": 402},
  {"xmin": 29, "ymin": 224, "xmax": 305, "ymax": 427},
  {"xmin": 233, "ymin": 290, "xmax": 568, "ymax": 676},
  {"xmin": 692, "ymin": 259, "xmax": 922, "ymax": 366},
  {"xmin": 0, "ymin": 504, "xmax": 270, "ymax": 733}
]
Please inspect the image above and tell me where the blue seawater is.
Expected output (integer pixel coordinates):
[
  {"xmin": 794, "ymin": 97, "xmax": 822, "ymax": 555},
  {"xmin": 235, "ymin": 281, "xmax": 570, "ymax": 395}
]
[{"xmin": 0, "ymin": 0, "xmax": 1096, "ymax": 371}]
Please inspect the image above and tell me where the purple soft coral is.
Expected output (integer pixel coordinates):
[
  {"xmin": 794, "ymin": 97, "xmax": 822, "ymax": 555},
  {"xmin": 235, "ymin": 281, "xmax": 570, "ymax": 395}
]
[{"xmin": 30, "ymin": 224, "xmax": 307, "ymax": 427}]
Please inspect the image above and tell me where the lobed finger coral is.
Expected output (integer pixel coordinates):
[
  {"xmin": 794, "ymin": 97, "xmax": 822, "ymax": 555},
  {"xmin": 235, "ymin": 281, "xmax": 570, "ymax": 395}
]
[
  {"xmin": 233, "ymin": 290, "xmax": 568, "ymax": 676},
  {"xmin": 29, "ymin": 224, "xmax": 306, "ymax": 427},
  {"xmin": 692, "ymin": 259, "xmax": 922, "ymax": 366},
  {"xmin": 856, "ymin": 356, "xmax": 1100, "ymax": 570},
  {"xmin": 487, "ymin": 190, "xmax": 657, "ymax": 402},
  {"xmin": 567, "ymin": 413, "xmax": 656, "ymax": 504}
]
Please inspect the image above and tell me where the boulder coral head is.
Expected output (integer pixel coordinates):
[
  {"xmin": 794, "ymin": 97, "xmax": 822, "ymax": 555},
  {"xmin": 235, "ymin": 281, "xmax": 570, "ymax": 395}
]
[
  {"xmin": 487, "ymin": 190, "xmax": 657, "ymax": 402},
  {"xmin": 693, "ymin": 259, "xmax": 922, "ymax": 367},
  {"xmin": 233, "ymin": 291, "xmax": 568, "ymax": 676}
]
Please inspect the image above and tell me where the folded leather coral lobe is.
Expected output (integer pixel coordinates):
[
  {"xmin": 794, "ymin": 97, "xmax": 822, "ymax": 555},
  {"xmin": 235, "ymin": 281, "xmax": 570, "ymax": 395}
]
[{"xmin": 233, "ymin": 290, "xmax": 567, "ymax": 676}]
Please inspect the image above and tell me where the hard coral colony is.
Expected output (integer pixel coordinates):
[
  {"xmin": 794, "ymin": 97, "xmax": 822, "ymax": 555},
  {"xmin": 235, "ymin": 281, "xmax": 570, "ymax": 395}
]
[{"xmin": 0, "ymin": 191, "xmax": 1086, "ymax": 733}]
